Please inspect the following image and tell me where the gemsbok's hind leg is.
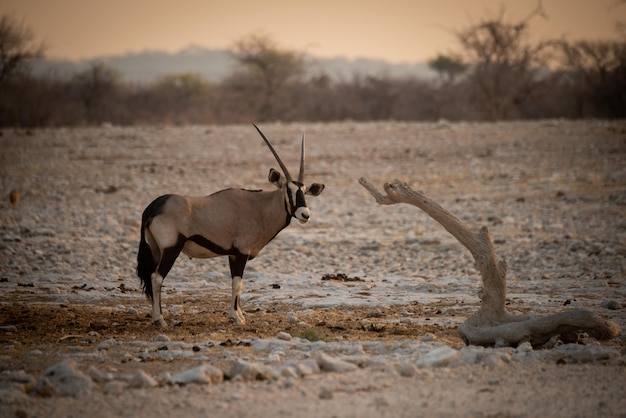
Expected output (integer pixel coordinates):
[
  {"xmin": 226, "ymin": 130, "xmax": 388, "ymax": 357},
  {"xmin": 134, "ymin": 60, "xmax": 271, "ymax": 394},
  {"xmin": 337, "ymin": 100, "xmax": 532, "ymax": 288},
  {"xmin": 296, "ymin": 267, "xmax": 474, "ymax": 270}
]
[
  {"xmin": 228, "ymin": 255, "xmax": 249, "ymax": 325},
  {"xmin": 151, "ymin": 244, "xmax": 184, "ymax": 327},
  {"xmin": 150, "ymin": 272, "xmax": 167, "ymax": 327}
]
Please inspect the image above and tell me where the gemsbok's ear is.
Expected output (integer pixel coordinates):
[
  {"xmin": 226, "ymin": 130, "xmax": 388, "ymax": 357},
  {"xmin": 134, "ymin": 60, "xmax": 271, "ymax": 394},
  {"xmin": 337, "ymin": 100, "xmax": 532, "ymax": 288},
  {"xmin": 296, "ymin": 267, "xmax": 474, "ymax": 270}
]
[
  {"xmin": 268, "ymin": 168, "xmax": 284, "ymax": 188},
  {"xmin": 306, "ymin": 183, "xmax": 325, "ymax": 196}
]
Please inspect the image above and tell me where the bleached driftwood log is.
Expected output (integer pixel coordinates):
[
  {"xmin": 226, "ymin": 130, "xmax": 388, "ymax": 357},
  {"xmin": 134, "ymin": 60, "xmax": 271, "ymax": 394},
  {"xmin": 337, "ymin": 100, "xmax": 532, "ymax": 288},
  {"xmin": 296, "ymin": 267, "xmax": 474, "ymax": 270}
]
[{"xmin": 359, "ymin": 178, "xmax": 621, "ymax": 347}]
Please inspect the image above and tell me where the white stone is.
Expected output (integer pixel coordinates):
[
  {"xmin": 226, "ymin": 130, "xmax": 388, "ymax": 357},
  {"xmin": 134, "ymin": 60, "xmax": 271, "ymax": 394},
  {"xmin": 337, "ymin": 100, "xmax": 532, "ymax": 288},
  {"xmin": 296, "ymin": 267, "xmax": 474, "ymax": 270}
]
[
  {"xmin": 228, "ymin": 361, "xmax": 270, "ymax": 381},
  {"xmin": 316, "ymin": 352, "xmax": 358, "ymax": 373},
  {"xmin": 97, "ymin": 338, "xmax": 118, "ymax": 351},
  {"xmin": 395, "ymin": 362, "xmax": 419, "ymax": 377},
  {"xmin": 88, "ymin": 367, "xmax": 115, "ymax": 383},
  {"xmin": 277, "ymin": 331, "xmax": 292, "ymax": 341},
  {"xmin": 416, "ymin": 346, "xmax": 459, "ymax": 368},
  {"xmin": 170, "ymin": 365, "xmax": 224, "ymax": 385},
  {"xmin": 128, "ymin": 369, "xmax": 159, "ymax": 388},
  {"xmin": 36, "ymin": 359, "xmax": 92, "ymax": 397}
]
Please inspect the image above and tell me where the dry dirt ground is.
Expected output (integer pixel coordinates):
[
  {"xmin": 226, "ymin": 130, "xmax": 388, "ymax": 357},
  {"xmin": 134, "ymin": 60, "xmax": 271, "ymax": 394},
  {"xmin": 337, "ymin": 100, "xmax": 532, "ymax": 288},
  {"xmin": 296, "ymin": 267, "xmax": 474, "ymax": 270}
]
[{"xmin": 1, "ymin": 120, "xmax": 625, "ymax": 417}]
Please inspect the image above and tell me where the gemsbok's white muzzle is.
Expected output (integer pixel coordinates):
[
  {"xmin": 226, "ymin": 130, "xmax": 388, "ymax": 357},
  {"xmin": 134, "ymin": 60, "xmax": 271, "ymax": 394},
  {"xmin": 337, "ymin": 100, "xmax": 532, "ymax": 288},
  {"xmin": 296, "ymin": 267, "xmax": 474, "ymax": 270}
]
[{"xmin": 294, "ymin": 206, "xmax": 311, "ymax": 224}]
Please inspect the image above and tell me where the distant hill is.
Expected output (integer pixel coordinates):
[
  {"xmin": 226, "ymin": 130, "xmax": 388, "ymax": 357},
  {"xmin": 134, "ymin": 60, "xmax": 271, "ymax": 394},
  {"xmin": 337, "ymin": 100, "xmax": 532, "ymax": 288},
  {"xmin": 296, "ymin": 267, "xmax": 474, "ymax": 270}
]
[{"xmin": 30, "ymin": 45, "xmax": 435, "ymax": 84}]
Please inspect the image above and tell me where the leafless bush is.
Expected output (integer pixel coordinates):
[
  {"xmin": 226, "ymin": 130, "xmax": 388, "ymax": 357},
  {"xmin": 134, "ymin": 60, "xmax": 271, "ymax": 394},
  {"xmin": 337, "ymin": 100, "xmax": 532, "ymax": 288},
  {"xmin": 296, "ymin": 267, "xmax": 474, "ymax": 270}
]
[
  {"xmin": 557, "ymin": 39, "xmax": 626, "ymax": 118},
  {"xmin": 452, "ymin": 3, "xmax": 556, "ymax": 120},
  {"xmin": 0, "ymin": 14, "xmax": 44, "ymax": 86},
  {"xmin": 230, "ymin": 32, "xmax": 305, "ymax": 122}
]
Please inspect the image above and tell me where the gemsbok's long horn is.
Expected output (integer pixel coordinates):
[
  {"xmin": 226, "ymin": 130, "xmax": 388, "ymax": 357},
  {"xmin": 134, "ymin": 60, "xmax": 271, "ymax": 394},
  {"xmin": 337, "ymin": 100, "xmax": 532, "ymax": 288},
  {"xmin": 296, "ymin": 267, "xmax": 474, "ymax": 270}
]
[
  {"xmin": 252, "ymin": 123, "xmax": 292, "ymax": 182},
  {"xmin": 298, "ymin": 133, "xmax": 305, "ymax": 184}
]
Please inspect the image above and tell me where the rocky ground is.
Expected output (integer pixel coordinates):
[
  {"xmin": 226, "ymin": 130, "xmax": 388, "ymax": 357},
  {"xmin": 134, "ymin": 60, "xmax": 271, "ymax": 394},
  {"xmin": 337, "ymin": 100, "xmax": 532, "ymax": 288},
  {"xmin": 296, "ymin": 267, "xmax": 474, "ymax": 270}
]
[{"xmin": 0, "ymin": 120, "xmax": 625, "ymax": 417}]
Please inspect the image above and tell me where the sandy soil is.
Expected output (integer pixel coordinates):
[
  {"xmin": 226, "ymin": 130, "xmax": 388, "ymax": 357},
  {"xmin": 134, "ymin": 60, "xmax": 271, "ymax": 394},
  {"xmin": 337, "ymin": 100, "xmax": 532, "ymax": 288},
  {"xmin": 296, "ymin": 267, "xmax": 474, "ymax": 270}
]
[{"xmin": 1, "ymin": 120, "xmax": 625, "ymax": 417}]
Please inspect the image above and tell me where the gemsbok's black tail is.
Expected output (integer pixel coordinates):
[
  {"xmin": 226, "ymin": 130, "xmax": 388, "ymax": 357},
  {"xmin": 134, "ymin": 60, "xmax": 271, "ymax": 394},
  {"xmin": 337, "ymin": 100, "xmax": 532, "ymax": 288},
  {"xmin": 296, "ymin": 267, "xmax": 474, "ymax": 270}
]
[
  {"xmin": 136, "ymin": 194, "xmax": 172, "ymax": 301},
  {"xmin": 137, "ymin": 200, "xmax": 164, "ymax": 301},
  {"xmin": 136, "ymin": 224, "xmax": 155, "ymax": 301}
]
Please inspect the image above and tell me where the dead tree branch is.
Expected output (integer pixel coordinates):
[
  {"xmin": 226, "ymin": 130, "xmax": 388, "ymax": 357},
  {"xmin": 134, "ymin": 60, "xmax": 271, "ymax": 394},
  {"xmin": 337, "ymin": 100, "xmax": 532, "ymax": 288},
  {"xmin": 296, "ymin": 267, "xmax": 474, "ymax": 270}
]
[{"xmin": 359, "ymin": 178, "xmax": 621, "ymax": 347}]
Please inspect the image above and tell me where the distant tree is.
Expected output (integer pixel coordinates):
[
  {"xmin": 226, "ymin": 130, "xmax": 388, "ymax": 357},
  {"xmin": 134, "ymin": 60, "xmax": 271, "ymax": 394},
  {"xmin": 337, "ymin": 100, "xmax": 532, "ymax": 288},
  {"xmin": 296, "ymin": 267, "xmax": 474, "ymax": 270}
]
[
  {"xmin": 453, "ymin": 2, "xmax": 554, "ymax": 120},
  {"xmin": 558, "ymin": 39, "xmax": 626, "ymax": 117},
  {"xmin": 230, "ymin": 32, "xmax": 304, "ymax": 121},
  {"xmin": 0, "ymin": 14, "xmax": 44, "ymax": 86},
  {"xmin": 153, "ymin": 73, "xmax": 208, "ymax": 92},
  {"xmin": 427, "ymin": 54, "xmax": 469, "ymax": 119},
  {"xmin": 71, "ymin": 62, "xmax": 122, "ymax": 124},
  {"xmin": 428, "ymin": 54, "xmax": 467, "ymax": 84},
  {"xmin": 149, "ymin": 73, "xmax": 212, "ymax": 123},
  {"xmin": 151, "ymin": 73, "xmax": 210, "ymax": 108},
  {"xmin": 300, "ymin": 73, "xmax": 335, "ymax": 121},
  {"xmin": 358, "ymin": 75, "xmax": 398, "ymax": 120}
]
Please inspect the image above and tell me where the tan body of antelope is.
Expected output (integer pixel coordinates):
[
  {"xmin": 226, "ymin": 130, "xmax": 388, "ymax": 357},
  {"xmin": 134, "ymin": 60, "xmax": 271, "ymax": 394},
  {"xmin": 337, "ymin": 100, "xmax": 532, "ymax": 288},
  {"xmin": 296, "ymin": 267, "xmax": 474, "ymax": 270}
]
[{"xmin": 136, "ymin": 124, "xmax": 324, "ymax": 327}]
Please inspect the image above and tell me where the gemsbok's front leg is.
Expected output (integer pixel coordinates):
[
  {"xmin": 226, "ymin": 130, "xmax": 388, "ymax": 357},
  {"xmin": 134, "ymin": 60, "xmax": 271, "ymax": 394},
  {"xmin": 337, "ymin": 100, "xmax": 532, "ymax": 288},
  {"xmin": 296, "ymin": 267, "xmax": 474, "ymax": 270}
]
[{"xmin": 228, "ymin": 255, "xmax": 249, "ymax": 325}]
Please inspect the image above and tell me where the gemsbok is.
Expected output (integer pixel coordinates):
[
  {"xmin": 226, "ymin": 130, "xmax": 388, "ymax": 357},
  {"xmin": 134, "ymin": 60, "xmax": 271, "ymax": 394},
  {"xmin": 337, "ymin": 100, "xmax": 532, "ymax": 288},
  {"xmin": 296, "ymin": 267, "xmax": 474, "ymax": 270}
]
[{"xmin": 136, "ymin": 124, "xmax": 325, "ymax": 327}]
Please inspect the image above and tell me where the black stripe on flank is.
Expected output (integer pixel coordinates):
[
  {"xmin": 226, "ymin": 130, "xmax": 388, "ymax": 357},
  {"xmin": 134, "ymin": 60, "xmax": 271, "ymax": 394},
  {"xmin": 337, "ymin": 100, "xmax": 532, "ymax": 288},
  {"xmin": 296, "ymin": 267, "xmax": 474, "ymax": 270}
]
[{"xmin": 188, "ymin": 235, "xmax": 239, "ymax": 256}]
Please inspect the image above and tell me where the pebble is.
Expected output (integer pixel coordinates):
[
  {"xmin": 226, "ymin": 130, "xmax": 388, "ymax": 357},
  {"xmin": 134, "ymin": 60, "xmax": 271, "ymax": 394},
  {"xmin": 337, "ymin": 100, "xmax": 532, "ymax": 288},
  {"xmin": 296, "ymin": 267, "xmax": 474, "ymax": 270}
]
[
  {"xmin": 36, "ymin": 360, "xmax": 92, "ymax": 397},
  {"xmin": 395, "ymin": 362, "xmax": 419, "ymax": 377},
  {"xmin": 416, "ymin": 346, "xmax": 460, "ymax": 368},
  {"xmin": 268, "ymin": 352, "xmax": 282, "ymax": 362},
  {"xmin": 97, "ymin": 338, "xmax": 118, "ymax": 351},
  {"xmin": 228, "ymin": 361, "xmax": 271, "ymax": 381},
  {"xmin": 373, "ymin": 395, "xmax": 391, "ymax": 407},
  {"xmin": 88, "ymin": 367, "xmax": 115, "ymax": 383},
  {"xmin": 319, "ymin": 387, "xmax": 334, "ymax": 399},
  {"xmin": 0, "ymin": 386, "xmax": 31, "ymax": 407},
  {"xmin": 516, "ymin": 341, "xmax": 534, "ymax": 353},
  {"xmin": 316, "ymin": 352, "xmax": 358, "ymax": 373},
  {"xmin": 600, "ymin": 300, "xmax": 622, "ymax": 310},
  {"xmin": 277, "ymin": 331, "xmax": 292, "ymax": 341},
  {"xmin": 170, "ymin": 365, "xmax": 224, "ymax": 385},
  {"xmin": 3, "ymin": 371, "xmax": 35, "ymax": 386},
  {"xmin": 280, "ymin": 359, "xmax": 320, "ymax": 378},
  {"xmin": 128, "ymin": 370, "xmax": 159, "ymax": 389},
  {"xmin": 103, "ymin": 381, "xmax": 126, "ymax": 395},
  {"xmin": 280, "ymin": 366, "xmax": 299, "ymax": 379}
]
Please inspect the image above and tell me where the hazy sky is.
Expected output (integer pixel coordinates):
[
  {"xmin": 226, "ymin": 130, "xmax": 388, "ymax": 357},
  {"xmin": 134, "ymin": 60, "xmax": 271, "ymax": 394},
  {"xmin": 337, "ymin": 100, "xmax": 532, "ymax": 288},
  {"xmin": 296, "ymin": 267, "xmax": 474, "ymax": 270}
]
[{"xmin": 3, "ymin": 0, "xmax": 625, "ymax": 62}]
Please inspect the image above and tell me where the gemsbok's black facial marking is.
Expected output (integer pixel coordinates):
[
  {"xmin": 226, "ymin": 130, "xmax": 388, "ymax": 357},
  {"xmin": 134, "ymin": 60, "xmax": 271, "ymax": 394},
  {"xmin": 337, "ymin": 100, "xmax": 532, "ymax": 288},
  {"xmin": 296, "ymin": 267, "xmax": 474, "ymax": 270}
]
[
  {"xmin": 136, "ymin": 124, "xmax": 324, "ymax": 328},
  {"xmin": 294, "ymin": 185, "xmax": 306, "ymax": 208}
]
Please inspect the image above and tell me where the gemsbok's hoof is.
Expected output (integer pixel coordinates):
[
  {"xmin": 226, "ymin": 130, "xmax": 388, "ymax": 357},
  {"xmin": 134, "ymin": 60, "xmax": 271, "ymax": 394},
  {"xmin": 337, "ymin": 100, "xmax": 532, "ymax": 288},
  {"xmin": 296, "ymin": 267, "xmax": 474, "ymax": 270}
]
[
  {"xmin": 229, "ymin": 313, "xmax": 246, "ymax": 325},
  {"xmin": 153, "ymin": 318, "xmax": 168, "ymax": 328}
]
